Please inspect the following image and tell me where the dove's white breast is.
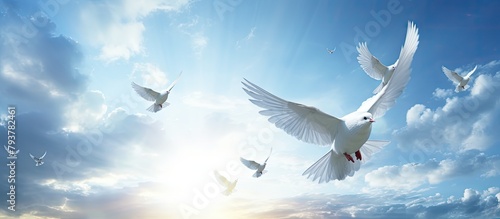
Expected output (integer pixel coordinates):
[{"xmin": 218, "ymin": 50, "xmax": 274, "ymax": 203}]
[
  {"xmin": 333, "ymin": 112, "xmax": 373, "ymax": 155},
  {"xmin": 156, "ymin": 92, "xmax": 169, "ymax": 104}
]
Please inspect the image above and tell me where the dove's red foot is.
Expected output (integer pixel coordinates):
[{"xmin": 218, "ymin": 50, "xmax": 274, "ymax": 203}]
[
  {"xmin": 344, "ymin": 153, "xmax": 354, "ymax": 163},
  {"xmin": 355, "ymin": 150, "xmax": 362, "ymax": 161}
]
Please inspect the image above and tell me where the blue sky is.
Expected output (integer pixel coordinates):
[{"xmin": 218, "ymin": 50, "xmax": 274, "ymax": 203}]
[{"xmin": 1, "ymin": 0, "xmax": 500, "ymax": 218}]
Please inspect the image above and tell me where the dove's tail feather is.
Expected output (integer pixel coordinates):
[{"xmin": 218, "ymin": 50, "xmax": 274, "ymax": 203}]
[
  {"xmin": 253, "ymin": 170, "xmax": 267, "ymax": 178},
  {"xmin": 147, "ymin": 103, "xmax": 162, "ymax": 112},
  {"xmin": 372, "ymin": 82, "xmax": 384, "ymax": 94},
  {"xmin": 302, "ymin": 150, "xmax": 361, "ymax": 183},
  {"xmin": 222, "ymin": 190, "xmax": 231, "ymax": 196},
  {"xmin": 455, "ymin": 85, "xmax": 469, "ymax": 93},
  {"xmin": 455, "ymin": 85, "xmax": 464, "ymax": 93}
]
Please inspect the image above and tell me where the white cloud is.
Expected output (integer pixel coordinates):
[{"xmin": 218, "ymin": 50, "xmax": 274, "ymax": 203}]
[
  {"xmin": 175, "ymin": 16, "xmax": 210, "ymax": 57},
  {"xmin": 40, "ymin": 173, "xmax": 137, "ymax": 196},
  {"xmin": 64, "ymin": 90, "xmax": 108, "ymax": 131},
  {"xmin": 364, "ymin": 151, "xmax": 500, "ymax": 191},
  {"xmin": 131, "ymin": 63, "xmax": 169, "ymax": 88},
  {"xmin": 192, "ymin": 32, "xmax": 208, "ymax": 54},
  {"xmin": 433, "ymin": 88, "xmax": 453, "ymax": 99},
  {"xmin": 78, "ymin": 0, "xmax": 192, "ymax": 62},
  {"xmin": 395, "ymin": 71, "xmax": 500, "ymax": 153},
  {"xmin": 480, "ymin": 60, "xmax": 500, "ymax": 70},
  {"xmin": 246, "ymin": 27, "xmax": 256, "ymax": 40},
  {"xmin": 236, "ymin": 27, "xmax": 256, "ymax": 49},
  {"xmin": 222, "ymin": 188, "xmax": 500, "ymax": 218}
]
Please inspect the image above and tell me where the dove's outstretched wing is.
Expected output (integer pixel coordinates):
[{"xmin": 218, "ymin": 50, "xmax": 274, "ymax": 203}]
[
  {"xmin": 213, "ymin": 170, "xmax": 230, "ymax": 186},
  {"xmin": 357, "ymin": 21, "xmax": 419, "ymax": 119},
  {"xmin": 465, "ymin": 65, "xmax": 478, "ymax": 78},
  {"xmin": 240, "ymin": 158, "xmax": 260, "ymax": 170},
  {"xmin": 442, "ymin": 66, "xmax": 463, "ymax": 84},
  {"xmin": 357, "ymin": 42, "xmax": 386, "ymax": 80},
  {"xmin": 29, "ymin": 153, "xmax": 35, "ymax": 160},
  {"xmin": 264, "ymin": 147, "xmax": 273, "ymax": 163},
  {"xmin": 39, "ymin": 151, "xmax": 47, "ymax": 159},
  {"xmin": 167, "ymin": 71, "xmax": 183, "ymax": 92},
  {"xmin": 242, "ymin": 79, "xmax": 342, "ymax": 146},
  {"xmin": 131, "ymin": 82, "xmax": 160, "ymax": 101}
]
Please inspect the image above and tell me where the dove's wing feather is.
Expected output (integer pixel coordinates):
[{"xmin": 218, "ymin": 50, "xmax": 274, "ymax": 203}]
[
  {"xmin": 359, "ymin": 140, "xmax": 390, "ymax": 162},
  {"xmin": 166, "ymin": 71, "xmax": 183, "ymax": 92},
  {"xmin": 214, "ymin": 171, "xmax": 230, "ymax": 186},
  {"xmin": 240, "ymin": 157, "xmax": 260, "ymax": 170},
  {"xmin": 131, "ymin": 82, "xmax": 160, "ymax": 101},
  {"xmin": 242, "ymin": 79, "xmax": 342, "ymax": 146},
  {"xmin": 442, "ymin": 66, "xmax": 463, "ymax": 83},
  {"xmin": 29, "ymin": 153, "xmax": 35, "ymax": 159},
  {"xmin": 357, "ymin": 21, "xmax": 419, "ymax": 119},
  {"xmin": 357, "ymin": 42, "xmax": 386, "ymax": 80},
  {"xmin": 39, "ymin": 151, "xmax": 47, "ymax": 159},
  {"xmin": 264, "ymin": 147, "xmax": 273, "ymax": 163},
  {"xmin": 465, "ymin": 65, "xmax": 478, "ymax": 78}
]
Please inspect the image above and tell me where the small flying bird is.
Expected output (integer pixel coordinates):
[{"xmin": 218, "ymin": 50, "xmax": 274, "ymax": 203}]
[
  {"xmin": 327, "ymin": 47, "xmax": 336, "ymax": 54},
  {"xmin": 242, "ymin": 21, "xmax": 419, "ymax": 183},
  {"xmin": 240, "ymin": 147, "xmax": 273, "ymax": 178},
  {"xmin": 132, "ymin": 71, "xmax": 183, "ymax": 112},
  {"xmin": 4, "ymin": 145, "xmax": 19, "ymax": 155},
  {"xmin": 442, "ymin": 65, "xmax": 478, "ymax": 92},
  {"xmin": 213, "ymin": 170, "xmax": 238, "ymax": 196},
  {"xmin": 30, "ymin": 151, "xmax": 47, "ymax": 166},
  {"xmin": 357, "ymin": 42, "xmax": 401, "ymax": 94}
]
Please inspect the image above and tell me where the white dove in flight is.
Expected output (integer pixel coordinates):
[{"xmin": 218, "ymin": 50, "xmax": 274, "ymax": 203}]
[
  {"xmin": 4, "ymin": 145, "xmax": 19, "ymax": 156},
  {"xmin": 242, "ymin": 21, "xmax": 419, "ymax": 183},
  {"xmin": 240, "ymin": 147, "xmax": 273, "ymax": 178},
  {"xmin": 30, "ymin": 151, "xmax": 47, "ymax": 166},
  {"xmin": 327, "ymin": 47, "xmax": 336, "ymax": 54},
  {"xmin": 442, "ymin": 65, "xmax": 478, "ymax": 92},
  {"xmin": 213, "ymin": 170, "xmax": 238, "ymax": 196},
  {"xmin": 357, "ymin": 27, "xmax": 416, "ymax": 94},
  {"xmin": 131, "ymin": 71, "xmax": 182, "ymax": 112}
]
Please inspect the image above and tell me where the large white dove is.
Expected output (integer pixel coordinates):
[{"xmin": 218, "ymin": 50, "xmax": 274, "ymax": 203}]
[
  {"xmin": 30, "ymin": 151, "xmax": 47, "ymax": 166},
  {"xmin": 442, "ymin": 65, "xmax": 478, "ymax": 92},
  {"xmin": 242, "ymin": 21, "xmax": 419, "ymax": 183},
  {"xmin": 131, "ymin": 71, "xmax": 182, "ymax": 112},
  {"xmin": 240, "ymin": 147, "xmax": 273, "ymax": 178},
  {"xmin": 213, "ymin": 170, "xmax": 238, "ymax": 196},
  {"xmin": 357, "ymin": 40, "xmax": 401, "ymax": 94}
]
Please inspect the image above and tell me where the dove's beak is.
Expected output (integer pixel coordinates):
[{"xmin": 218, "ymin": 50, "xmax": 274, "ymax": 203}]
[{"xmin": 369, "ymin": 118, "xmax": 375, "ymax": 123}]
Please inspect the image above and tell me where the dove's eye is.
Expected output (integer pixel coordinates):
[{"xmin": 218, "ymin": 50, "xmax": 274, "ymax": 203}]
[{"xmin": 363, "ymin": 116, "xmax": 367, "ymax": 120}]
